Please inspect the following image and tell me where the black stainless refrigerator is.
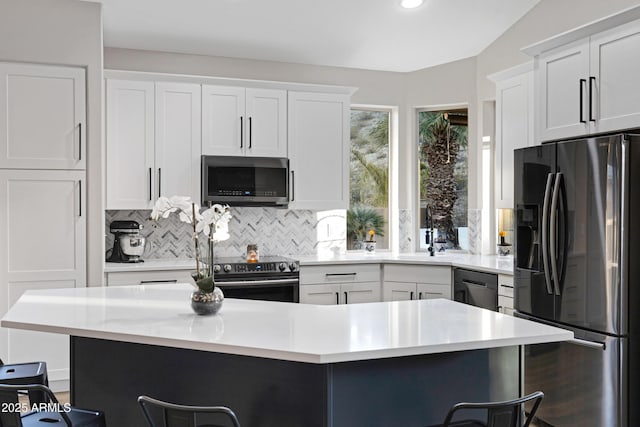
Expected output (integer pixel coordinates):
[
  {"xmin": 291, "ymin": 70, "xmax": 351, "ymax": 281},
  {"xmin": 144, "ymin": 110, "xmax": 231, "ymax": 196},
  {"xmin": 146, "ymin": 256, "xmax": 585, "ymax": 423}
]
[{"xmin": 514, "ymin": 133, "xmax": 640, "ymax": 427}]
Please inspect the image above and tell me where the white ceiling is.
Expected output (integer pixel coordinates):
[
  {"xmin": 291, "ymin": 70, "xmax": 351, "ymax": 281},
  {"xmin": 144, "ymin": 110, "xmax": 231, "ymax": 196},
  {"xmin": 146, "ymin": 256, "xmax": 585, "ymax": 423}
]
[{"xmin": 98, "ymin": 0, "xmax": 540, "ymax": 73}]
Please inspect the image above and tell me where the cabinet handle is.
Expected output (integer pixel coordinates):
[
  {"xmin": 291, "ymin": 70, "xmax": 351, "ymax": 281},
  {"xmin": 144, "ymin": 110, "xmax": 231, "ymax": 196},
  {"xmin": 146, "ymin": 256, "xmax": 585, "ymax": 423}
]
[
  {"xmin": 158, "ymin": 168, "xmax": 162, "ymax": 198},
  {"xmin": 589, "ymin": 76, "xmax": 596, "ymax": 122},
  {"xmin": 325, "ymin": 273, "xmax": 357, "ymax": 277},
  {"xmin": 410, "ymin": 291, "xmax": 414, "ymax": 300},
  {"xmin": 78, "ymin": 180, "xmax": 82, "ymax": 217},
  {"xmin": 418, "ymin": 292, "xmax": 423, "ymax": 299},
  {"xmin": 579, "ymin": 79, "xmax": 586, "ymax": 123},
  {"xmin": 344, "ymin": 291, "xmax": 348, "ymax": 304},
  {"xmin": 290, "ymin": 170, "xmax": 295, "ymax": 201},
  {"xmin": 336, "ymin": 292, "xmax": 339, "ymax": 305},
  {"xmin": 240, "ymin": 116, "xmax": 243, "ymax": 148},
  {"xmin": 78, "ymin": 122, "xmax": 82, "ymax": 161},
  {"xmin": 140, "ymin": 280, "xmax": 178, "ymax": 284},
  {"xmin": 248, "ymin": 117, "xmax": 252, "ymax": 149}
]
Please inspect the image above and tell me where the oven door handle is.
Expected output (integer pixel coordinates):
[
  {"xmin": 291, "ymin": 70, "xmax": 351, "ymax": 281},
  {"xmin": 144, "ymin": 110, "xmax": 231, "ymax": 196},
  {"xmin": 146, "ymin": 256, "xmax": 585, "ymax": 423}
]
[{"xmin": 215, "ymin": 278, "xmax": 299, "ymax": 287}]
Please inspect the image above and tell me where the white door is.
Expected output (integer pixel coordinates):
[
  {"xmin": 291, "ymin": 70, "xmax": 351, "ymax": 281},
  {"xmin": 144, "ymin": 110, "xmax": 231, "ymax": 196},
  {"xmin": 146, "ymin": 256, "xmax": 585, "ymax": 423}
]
[
  {"xmin": 245, "ymin": 88, "xmax": 287, "ymax": 157},
  {"xmin": 382, "ymin": 281, "xmax": 416, "ymax": 301},
  {"xmin": 0, "ymin": 169, "xmax": 85, "ymax": 389},
  {"xmin": 202, "ymin": 85, "xmax": 245, "ymax": 156},
  {"xmin": 590, "ymin": 19, "xmax": 640, "ymax": 134},
  {"xmin": 495, "ymin": 71, "xmax": 534, "ymax": 209},
  {"xmin": 536, "ymin": 39, "xmax": 590, "ymax": 141},
  {"xmin": 106, "ymin": 79, "xmax": 155, "ymax": 209},
  {"xmin": 342, "ymin": 282, "xmax": 381, "ymax": 304},
  {"xmin": 299, "ymin": 284, "xmax": 341, "ymax": 305},
  {"xmin": 288, "ymin": 92, "xmax": 349, "ymax": 210},
  {"xmin": 0, "ymin": 62, "xmax": 85, "ymax": 170},
  {"xmin": 155, "ymin": 82, "xmax": 201, "ymax": 202}
]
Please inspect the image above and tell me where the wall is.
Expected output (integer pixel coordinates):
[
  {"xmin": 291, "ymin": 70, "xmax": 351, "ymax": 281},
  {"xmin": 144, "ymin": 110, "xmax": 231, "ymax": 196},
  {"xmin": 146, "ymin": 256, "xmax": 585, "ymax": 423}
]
[{"xmin": 0, "ymin": 0, "xmax": 103, "ymax": 285}]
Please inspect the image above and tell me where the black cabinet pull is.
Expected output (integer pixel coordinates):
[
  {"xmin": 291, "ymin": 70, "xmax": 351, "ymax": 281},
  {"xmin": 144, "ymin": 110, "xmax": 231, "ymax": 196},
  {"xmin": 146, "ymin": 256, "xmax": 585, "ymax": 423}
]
[
  {"xmin": 589, "ymin": 76, "xmax": 596, "ymax": 122},
  {"xmin": 336, "ymin": 292, "xmax": 339, "ymax": 305},
  {"xmin": 290, "ymin": 170, "xmax": 295, "ymax": 201},
  {"xmin": 249, "ymin": 116, "xmax": 252, "ymax": 149},
  {"xmin": 418, "ymin": 292, "xmax": 423, "ymax": 299},
  {"xmin": 148, "ymin": 168, "xmax": 152, "ymax": 200},
  {"xmin": 344, "ymin": 291, "xmax": 348, "ymax": 304},
  {"xmin": 158, "ymin": 168, "xmax": 162, "ymax": 198},
  {"xmin": 78, "ymin": 122, "xmax": 82, "ymax": 161},
  {"xmin": 579, "ymin": 79, "xmax": 586, "ymax": 123},
  {"xmin": 410, "ymin": 291, "xmax": 414, "ymax": 300},
  {"xmin": 240, "ymin": 116, "xmax": 243, "ymax": 148},
  {"xmin": 78, "ymin": 180, "xmax": 82, "ymax": 217}
]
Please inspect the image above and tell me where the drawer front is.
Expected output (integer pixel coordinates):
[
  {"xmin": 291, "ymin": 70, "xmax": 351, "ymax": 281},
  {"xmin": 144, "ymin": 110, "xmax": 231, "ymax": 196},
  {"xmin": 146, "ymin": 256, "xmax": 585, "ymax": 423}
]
[
  {"xmin": 384, "ymin": 264, "xmax": 451, "ymax": 285},
  {"xmin": 498, "ymin": 295, "xmax": 514, "ymax": 315},
  {"xmin": 107, "ymin": 270, "xmax": 194, "ymax": 286},
  {"xmin": 416, "ymin": 282, "xmax": 452, "ymax": 300},
  {"xmin": 300, "ymin": 264, "xmax": 380, "ymax": 284}
]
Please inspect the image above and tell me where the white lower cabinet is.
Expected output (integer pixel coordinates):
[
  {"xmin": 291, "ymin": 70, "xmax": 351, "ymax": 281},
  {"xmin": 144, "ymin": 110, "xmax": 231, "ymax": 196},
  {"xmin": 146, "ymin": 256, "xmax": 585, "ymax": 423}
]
[
  {"xmin": 498, "ymin": 274, "xmax": 514, "ymax": 315},
  {"xmin": 106, "ymin": 270, "xmax": 194, "ymax": 286},
  {"xmin": 382, "ymin": 264, "xmax": 452, "ymax": 301},
  {"xmin": 299, "ymin": 264, "xmax": 381, "ymax": 305},
  {"xmin": 0, "ymin": 169, "xmax": 86, "ymax": 391}
]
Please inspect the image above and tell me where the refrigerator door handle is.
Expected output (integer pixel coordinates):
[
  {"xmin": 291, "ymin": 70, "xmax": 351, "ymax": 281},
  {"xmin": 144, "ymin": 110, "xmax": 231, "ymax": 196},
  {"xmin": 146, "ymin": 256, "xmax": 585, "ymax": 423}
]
[
  {"xmin": 550, "ymin": 172, "xmax": 563, "ymax": 296},
  {"xmin": 542, "ymin": 173, "xmax": 555, "ymax": 295},
  {"xmin": 569, "ymin": 337, "xmax": 606, "ymax": 351}
]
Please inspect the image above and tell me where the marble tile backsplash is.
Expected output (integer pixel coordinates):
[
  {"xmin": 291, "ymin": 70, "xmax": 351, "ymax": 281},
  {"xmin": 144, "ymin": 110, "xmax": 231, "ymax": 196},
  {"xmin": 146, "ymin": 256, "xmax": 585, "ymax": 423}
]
[
  {"xmin": 398, "ymin": 209, "xmax": 414, "ymax": 253},
  {"xmin": 106, "ymin": 208, "xmax": 347, "ymax": 260},
  {"xmin": 467, "ymin": 209, "xmax": 482, "ymax": 255}
]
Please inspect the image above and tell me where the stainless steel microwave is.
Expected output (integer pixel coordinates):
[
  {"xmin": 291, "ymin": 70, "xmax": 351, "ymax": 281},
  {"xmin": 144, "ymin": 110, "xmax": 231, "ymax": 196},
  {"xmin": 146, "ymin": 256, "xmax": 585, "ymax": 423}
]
[{"xmin": 201, "ymin": 156, "xmax": 289, "ymax": 207}]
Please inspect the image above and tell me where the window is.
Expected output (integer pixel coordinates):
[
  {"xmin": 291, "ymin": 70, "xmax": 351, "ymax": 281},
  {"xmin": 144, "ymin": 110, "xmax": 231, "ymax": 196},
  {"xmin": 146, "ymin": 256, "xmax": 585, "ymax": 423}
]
[
  {"xmin": 418, "ymin": 109, "xmax": 468, "ymax": 251},
  {"xmin": 348, "ymin": 109, "xmax": 390, "ymax": 250}
]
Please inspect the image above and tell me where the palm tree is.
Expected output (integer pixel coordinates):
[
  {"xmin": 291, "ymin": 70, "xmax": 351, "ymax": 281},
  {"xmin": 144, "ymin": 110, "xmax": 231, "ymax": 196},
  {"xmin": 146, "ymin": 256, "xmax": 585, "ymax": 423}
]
[{"xmin": 347, "ymin": 206, "xmax": 386, "ymax": 249}]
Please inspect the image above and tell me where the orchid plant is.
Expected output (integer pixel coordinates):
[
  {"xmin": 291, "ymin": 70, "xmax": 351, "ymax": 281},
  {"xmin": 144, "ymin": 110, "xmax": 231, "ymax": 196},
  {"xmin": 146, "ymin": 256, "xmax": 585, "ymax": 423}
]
[{"xmin": 150, "ymin": 196, "xmax": 232, "ymax": 293}]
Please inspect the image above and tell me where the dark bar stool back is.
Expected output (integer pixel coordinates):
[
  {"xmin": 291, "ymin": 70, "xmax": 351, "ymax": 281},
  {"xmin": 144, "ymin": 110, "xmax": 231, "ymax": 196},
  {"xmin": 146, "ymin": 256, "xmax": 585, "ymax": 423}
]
[
  {"xmin": 138, "ymin": 395, "xmax": 241, "ymax": 427},
  {"xmin": 428, "ymin": 391, "xmax": 544, "ymax": 427},
  {"xmin": 0, "ymin": 359, "xmax": 48, "ymax": 405}
]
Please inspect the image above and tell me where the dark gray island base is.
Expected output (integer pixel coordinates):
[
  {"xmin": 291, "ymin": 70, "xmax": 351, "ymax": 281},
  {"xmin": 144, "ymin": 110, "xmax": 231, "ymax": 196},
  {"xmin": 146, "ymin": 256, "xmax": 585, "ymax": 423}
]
[{"xmin": 70, "ymin": 336, "xmax": 519, "ymax": 427}]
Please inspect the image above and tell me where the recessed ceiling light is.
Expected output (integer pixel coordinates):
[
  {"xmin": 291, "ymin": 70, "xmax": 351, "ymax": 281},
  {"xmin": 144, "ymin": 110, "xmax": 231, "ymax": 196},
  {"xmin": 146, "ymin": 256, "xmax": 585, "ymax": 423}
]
[{"xmin": 401, "ymin": 0, "xmax": 424, "ymax": 9}]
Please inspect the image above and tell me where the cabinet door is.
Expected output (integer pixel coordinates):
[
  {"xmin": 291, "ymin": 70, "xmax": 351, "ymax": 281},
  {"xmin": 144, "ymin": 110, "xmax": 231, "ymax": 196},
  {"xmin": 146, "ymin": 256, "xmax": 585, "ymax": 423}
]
[
  {"xmin": 288, "ymin": 92, "xmax": 349, "ymax": 210},
  {"xmin": 416, "ymin": 283, "xmax": 451, "ymax": 300},
  {"xmin": 202, "ymin": 85, "xmax": 245, "ymax": 156},
  {"xmin": 536, "ymin": 39, "xmax": 590, "ymax": 141},
  {"xmin": 299, "ymin": 284, "xmax": 341, "ymax": 305},
  {"xmin": 0, "ymin": 170, "xmax": 85, "ymax": 389},
  {"xmin": 590, "ymin": 19, "xmax": 640, "ymax": 134},
  {"xmin": 495, "ymin": 71, "xmax": 534, "ymax": 208},
  {"xmin": 342, "ymin": 282, "xmax": 381, "ymax": 304},
  {"xmin": 245, "ymin": 88, "xmax": 287, "ymax": 157},
  {"xmin": 106, "ymin": 79, "xmax": 155, "ymax": 209},
  {"xmin": 382, "ymin": 281, "xmax": 416, "ymax": 301},
  {"xmin": 155, "ymin": 82, "xmax": 201, "ymax": 201},
  {"xmin": 0, "ymin": 62, "xmax": 85, "ymax": 169}
]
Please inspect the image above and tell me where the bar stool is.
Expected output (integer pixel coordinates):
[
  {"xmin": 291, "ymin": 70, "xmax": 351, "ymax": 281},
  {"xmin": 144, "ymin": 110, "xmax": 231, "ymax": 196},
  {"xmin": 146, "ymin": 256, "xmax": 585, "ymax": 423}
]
[
  {"xmin": 427, "ymin": 391, "xmax": 544, "ymax": 427},
  {"xmin": 0, "ymin": 384, "xmax": 106, "ymax": 427},
  {"xmin": 138, "ymin": 395, "xmax": 241, "ymax": 427},
  {"xmin": 0, "ymin": 359, "xmax": 49, "ymax": 405}
]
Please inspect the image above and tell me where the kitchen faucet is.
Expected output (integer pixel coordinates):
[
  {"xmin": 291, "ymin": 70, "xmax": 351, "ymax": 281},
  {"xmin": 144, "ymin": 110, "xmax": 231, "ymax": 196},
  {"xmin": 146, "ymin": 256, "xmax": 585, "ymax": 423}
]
[{"xmin": 426, "ymin": 205, "xmax": 435, "ymax": 257}]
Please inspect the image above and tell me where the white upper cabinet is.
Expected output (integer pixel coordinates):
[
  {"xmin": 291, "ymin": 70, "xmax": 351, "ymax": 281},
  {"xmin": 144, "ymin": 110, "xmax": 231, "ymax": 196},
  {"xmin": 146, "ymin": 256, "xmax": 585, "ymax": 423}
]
[
  {"xmin": 491, "ymin": 64, "xmax": 535, "ymax": 209},
  {"xmin": 202, "ymin": 85, "xmax": 286, "ymax": 158},
  {"xmin": 0, "ymin": 62, "xmax": 86, "ymax": 170},
  {"xmin": 106, "ymin": 79, "xmax": 201, "ymax": 209},
  {"xmin": 288, "ymin": 91, "xmax": 349, "ymax": 210},
  {"xmin": 528, "ymin": 14, "xmax": 640, "ymax": 141}
]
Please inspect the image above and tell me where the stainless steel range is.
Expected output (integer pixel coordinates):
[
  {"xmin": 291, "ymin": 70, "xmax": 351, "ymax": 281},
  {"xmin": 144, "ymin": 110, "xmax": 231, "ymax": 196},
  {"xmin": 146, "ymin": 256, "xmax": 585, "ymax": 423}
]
[{"xmin": 213, "ymin": 256, "xmax": 299, "ymax": 303}]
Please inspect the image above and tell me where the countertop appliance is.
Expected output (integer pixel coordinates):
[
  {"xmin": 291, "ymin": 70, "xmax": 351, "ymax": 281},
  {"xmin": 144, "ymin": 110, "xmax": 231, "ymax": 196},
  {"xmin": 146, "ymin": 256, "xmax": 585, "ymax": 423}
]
[
  {"xmin": 213, "ymin": 256, "xmax": 299, "ymax": 303},
  {"xmin": 514, "ymin": 132, "xmax": 640, "ymax": 426},
  {"xmin": 107, "ymin": 220, "xmax": 146, "ymax": 263},
  {"xmin": 201, "ymin": 155, "xmax": 289, "ymax": 207},
  {"xmin": 453, "ymin": 267, "xmax": 498, "ymax": 311}
]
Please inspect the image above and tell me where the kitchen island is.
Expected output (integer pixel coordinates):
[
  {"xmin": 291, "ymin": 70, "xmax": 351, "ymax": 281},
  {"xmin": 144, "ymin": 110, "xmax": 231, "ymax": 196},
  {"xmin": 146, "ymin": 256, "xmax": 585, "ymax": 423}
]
[{"xmin": 1, "ymin": 284, "xmax": 571, "ymax": 426}]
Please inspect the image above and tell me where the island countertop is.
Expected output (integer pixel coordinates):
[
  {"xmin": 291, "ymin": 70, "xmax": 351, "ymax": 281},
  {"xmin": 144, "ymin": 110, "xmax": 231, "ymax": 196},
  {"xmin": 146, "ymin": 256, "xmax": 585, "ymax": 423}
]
[{"xmin": 1, "ymin": 283, "xmax": 571, "ymax": 364}]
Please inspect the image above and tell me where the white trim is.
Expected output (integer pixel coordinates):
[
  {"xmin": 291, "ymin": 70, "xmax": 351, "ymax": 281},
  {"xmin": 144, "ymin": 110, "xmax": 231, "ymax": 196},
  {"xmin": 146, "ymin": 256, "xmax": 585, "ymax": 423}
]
[{"xmin": 487, "ymin": 61, "xmax": 534, "ymax": 83}]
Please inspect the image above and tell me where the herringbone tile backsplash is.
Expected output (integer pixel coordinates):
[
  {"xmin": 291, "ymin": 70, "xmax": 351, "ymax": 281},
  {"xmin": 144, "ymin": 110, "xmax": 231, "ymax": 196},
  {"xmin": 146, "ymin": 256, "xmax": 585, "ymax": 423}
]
[{"xmin": 106, "ymin": 208, "xmax": 347, "ymax": 260}]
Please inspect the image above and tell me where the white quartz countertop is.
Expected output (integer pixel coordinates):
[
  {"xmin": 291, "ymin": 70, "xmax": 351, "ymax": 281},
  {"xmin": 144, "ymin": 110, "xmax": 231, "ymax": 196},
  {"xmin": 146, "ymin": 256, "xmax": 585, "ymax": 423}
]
[
  {"xmin": 105, "ymin": 253, "xmax": 513, "ymax": 275},
  {"xmin": 1, "ymin": 284, "xmax": 570, "ymax": 364}
]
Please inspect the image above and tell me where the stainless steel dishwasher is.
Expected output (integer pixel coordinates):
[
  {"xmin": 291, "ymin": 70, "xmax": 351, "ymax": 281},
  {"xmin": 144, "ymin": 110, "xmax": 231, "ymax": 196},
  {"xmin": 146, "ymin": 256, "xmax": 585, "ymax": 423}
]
[{"xmin": 453, "ymin": 267, "xmax": 498, "ymax": 311}]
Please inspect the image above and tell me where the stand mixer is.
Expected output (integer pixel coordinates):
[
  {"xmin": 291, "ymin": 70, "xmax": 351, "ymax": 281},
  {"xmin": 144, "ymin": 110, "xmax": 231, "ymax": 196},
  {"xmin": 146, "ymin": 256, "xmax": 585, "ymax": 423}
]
[{"xmin": 107, "ymin": 220, "xmax": 146, "ymax": 263}]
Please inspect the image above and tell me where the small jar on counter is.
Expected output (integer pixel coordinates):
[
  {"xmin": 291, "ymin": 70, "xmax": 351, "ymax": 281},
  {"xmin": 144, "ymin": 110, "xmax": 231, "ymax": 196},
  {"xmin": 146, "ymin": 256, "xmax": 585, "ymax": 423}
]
[{"xmin": 246, "ymin": 244, "xmax": 259, "ymax": 263}]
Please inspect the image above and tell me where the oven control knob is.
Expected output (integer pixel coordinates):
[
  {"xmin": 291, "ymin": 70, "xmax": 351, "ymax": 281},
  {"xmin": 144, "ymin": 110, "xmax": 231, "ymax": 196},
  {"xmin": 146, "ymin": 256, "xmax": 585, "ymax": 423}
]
[
  {"xmin": 223, "ymin": 264, "xmax": 232, "ymax": 273},
  {"xmin": 288, "ymin": 262, "xmax": 298, "ymax": 272},
  {"xmin": 278, "ymin": 262, "xmax": 287, "ymax": 272},
  {"xmin": 213, "ymin": 264, "xmax": 221, "ymax": 274}
]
